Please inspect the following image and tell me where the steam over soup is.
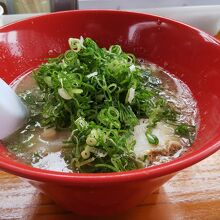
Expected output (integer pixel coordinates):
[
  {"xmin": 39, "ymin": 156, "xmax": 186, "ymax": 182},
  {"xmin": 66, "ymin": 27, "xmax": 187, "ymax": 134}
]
[{"xmin": 4, "ymin": 37, "xmax": 198, "ymax": 173}]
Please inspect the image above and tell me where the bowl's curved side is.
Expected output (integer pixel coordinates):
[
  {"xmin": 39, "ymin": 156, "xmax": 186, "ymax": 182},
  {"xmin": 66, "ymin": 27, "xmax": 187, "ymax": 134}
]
[
  {"xmin": 28, "ymin": 173, "xmax": 175, "ymax": 216},
  {"xmin": 0, "ymin": 10, "xmax": 220, "ymax": 182}
]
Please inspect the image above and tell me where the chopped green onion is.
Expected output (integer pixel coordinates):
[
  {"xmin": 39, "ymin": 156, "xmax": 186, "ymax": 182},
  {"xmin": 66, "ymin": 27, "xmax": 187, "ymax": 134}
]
[
  {"xmin": 129, "ymin": 64, "xmax": 136, "ymax": 72},
  {"xmin": 71, "ymin": 88, "xmax": 83, "ymax": 94},
  {"xmin": 175, "ymin": 124, "xmax": 188, "ymax": 136},
  {"xmin": 86, "ymin": 137, "xmax": 97, "ymax": 146},
  {"xmin": 74, "ymin": 117, "xmax": 88, "ymax": 131},
  {"xmin": 68, "ymin": 38, "xmax": 83, "ymax": 52},
  {"xmin": 30, "ymin": 36, "xmax": 196, "ymax": 173},
  {"xmin": 87, "ymin": 71, "xmax": 98, "ymax": 78},
  {"xmin": 58, "ymin": 88, "xmax": 72, "ymax": 100},
  {"xmin": 109, "ymin": 45, "xmax": 122, "ymax": 54},
  {"xmin": 44, "ymin": 76, "xmax": 52, "ymax": 87},
  {"xmin": 126, "ymin": 87, "xmax": 135, "ymax": 104},
  {"xmin": 146, "ymin": 133, "xmax": 159, "ymax": 145},
  {"xmin": 81, "ymin": 149, "xmax": 90, "ymax": 159}
]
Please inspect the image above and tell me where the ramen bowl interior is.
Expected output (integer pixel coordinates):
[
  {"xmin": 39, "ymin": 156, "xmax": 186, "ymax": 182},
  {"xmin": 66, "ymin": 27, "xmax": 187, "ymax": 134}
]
[{"xmin": 0, "ymin": 10, "xmax": 220, "ymax": 216}]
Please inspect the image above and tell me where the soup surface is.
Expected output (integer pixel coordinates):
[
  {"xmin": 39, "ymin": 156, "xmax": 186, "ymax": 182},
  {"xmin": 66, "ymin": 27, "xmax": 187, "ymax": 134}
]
[{"xmin": 4, "ymin": 37, "xmax": 198, "ymax": 173}]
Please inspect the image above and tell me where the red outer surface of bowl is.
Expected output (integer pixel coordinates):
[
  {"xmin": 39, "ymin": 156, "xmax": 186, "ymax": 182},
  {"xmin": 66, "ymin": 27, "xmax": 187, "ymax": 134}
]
[{"xmin": 0, "ymin": 10, "xmax": 220, "ymax": 216}]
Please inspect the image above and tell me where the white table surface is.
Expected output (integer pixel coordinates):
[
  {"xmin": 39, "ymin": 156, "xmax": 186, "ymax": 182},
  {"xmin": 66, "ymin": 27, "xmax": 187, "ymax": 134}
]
[{"xmin": 0, "ymin": 5, "xmax": 220, "ymax": 35}]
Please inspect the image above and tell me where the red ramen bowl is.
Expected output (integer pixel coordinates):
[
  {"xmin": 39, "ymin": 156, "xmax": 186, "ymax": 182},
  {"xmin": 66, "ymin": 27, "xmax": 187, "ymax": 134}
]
[{"xmin": 0, "ymin": 10, "xmax": 220, "ymax": 216}]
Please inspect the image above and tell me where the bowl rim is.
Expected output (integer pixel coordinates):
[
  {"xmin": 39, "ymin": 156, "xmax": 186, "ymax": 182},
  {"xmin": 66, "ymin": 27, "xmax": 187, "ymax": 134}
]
[{"xmin": 0, "ymin": 9, "xmax": 220, "ymax": 184}]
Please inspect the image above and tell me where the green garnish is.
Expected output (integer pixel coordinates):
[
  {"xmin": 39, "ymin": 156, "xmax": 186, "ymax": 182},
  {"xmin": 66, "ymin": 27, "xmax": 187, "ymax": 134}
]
[
  {"xmin": 146, "ymin": 133, "xmax": 159, "ymax": 145},
  {"xmin": 18, "ymin": 36, "xmax": 196, "ymax": 173},
  {"xmin": 175, "ymin": 124, "xmax": 195, "ymax": 144}
]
